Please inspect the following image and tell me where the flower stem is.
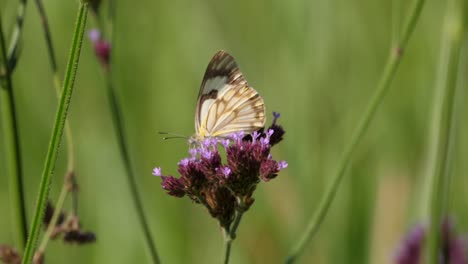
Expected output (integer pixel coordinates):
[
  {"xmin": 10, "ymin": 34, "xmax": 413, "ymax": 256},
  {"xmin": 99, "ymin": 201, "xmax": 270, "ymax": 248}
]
[
  {"xmin": 0, "ymin": 14, "xmax": 28, "ymax": 250},
  {"xmin": 223, "ymin": 205, "xmax": 245, "ymax": 264},
  {"xmin": 35, "ymin": 0, "xmax": 78, "ymax": 211},
  {"xmin": 285, "ymin": 0, "xmax": 426, "ymax": 262},
  {"xmin": 34, "ymin": 0, "xmax": 58, "ymax": 73},
  {"xmin": 6, "ymin": 0, "xmax": 28, "ymax": 72},
  {"xmin": 424, "ymin": 0, "xmax": 465, "ymax": 263},
  {"xmin": 35, "ymin": 0, "xmax": 76, "ymax": 166},
  {"xmin": 96, "ymin": 2, "xmax": 161, "ymax": 262},
  {"xmin": 105, "ymin": 71, "xmax": 161, "ymax": 264},
  {"xmin": 21, "ymin": 3, "xmax": 88, "ymax": 263},
  {"xmin": 223, "ymin": 229, "xmax": 233, "ymax": 264}
]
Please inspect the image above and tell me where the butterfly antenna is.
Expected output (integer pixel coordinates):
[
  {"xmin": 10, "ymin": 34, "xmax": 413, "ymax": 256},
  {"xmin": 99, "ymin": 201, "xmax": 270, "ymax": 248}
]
[{"xmin": 158, "ymin": 131, "xmax": 189, "ymax": 140}]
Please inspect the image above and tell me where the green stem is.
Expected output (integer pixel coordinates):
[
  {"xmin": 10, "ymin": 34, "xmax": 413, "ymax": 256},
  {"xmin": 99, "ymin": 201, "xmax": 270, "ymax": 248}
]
[
  {"xmin": 223, "ymin": 230, "xmax": 233, "ymax": 264},
  {"xmin": 0, "ymin": 14, "xmax": 28, "ymax": 250},
  {"xmin": 99, "ymin": 2, "xmax": 161, "ymax": 262},
  {"xmin": 223, "ymin": 205, "xmax": 245, "ymax": 264},
  {"xmin": 285, "ymin": 0, "xmax": 426, "ymax": 262},
  {"xmin": 425, "ymin": 0, "xmax": 464, "ymax": 263},
  {"xmin": 21, "ymin": 3, "xmax": 88, "ymax": 264},
  {"xmin": 35, "ymin": 0, "xmax": 76, "ymax": 173},
  {"xmin": 6, "ymin": 0, "xmax": 27, "ymax": 72},
  {"xmin": 34, "ymin": 0, "xmax": 57, "ymax": 73},
  {"xmin": 105, "ymin": 73, "xmax": 161, "ymax": 264}
]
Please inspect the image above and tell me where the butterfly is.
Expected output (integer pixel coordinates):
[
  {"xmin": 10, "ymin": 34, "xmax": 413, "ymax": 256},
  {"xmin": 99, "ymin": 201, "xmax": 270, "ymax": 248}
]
[{"xmin": 193, "ymin": 50, "xmax": 266, "ymax": 140}]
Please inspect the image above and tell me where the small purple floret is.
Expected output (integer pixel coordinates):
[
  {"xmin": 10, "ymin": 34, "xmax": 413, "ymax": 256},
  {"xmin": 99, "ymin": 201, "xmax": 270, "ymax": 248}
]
[
  {"xmin": 251, "ymin": 131, "xmax": 261, "ymax": 142},
  {"xmin": 220, "ymin": 139, "xmax": 230, "ymax": 148},
  {"xmin": 210, "ymin": 138, "xmax": 218, "ymax": 147},
  {"xmin": 220, "ymin": 167, "xmax": 231, "ymax": 178},
  {"xmin": 152, "ymin": 167, "xmax": 162, "ymax": 177},
  {"xmin": 272, "ymin": 112, "xmax": 281, "ymax": 124},
  {"xmin": 260, "ymin": 136, "xmax": 269, "ymax": 146},
  {"xmin": 277, "ymin": 161, "xmax": 288, "ymax": 170},
  {"xmin": 230, "ymin": 131, "xmax": 245, "ymax": 143},
  {"xmin": 88, "ymin": 29, "xmax": 101, "ymax": 42},
  {"xmin": 201, "ymin": 149, "xmax": 214, "ymax": 160},
  {"xmin": 189, "ymin": 148, "xmax": 198, "ymax": 158},
  {"xmin": 178, "ymin": 158, "xmax": 190, "ymax": 166},
  {"xmin": 201, "ymin": 138, "xmax": 211, "ymax": 149}
]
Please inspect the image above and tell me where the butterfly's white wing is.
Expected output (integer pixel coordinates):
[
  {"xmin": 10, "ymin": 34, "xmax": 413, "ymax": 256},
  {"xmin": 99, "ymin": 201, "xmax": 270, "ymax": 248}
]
[{"xmin": 195, "ymin": 51, "xmax": 265, "ymax": 138}]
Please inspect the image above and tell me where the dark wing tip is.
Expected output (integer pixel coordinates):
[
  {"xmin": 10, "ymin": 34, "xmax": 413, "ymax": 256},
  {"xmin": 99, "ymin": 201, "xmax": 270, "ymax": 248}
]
[
  {"xmin": 207, "ymin": 50, "xmax": 237, "ymax": 73},
  {"xmin": 202, "ymin": 50, "xmax": 246, "ymax": 86}
]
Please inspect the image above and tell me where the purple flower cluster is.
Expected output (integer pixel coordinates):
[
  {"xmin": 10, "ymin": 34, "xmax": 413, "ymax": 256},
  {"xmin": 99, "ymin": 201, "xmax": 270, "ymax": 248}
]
[
  {"xmin": 153, "ymin": 113, "xmax": 286, "ymax": 228},
  {"xmin": 395, "ymin": 220, "xmax": 467, "ymax": 264},
  {"xmin": 88, "ymin": 29, "xmax": 111, "ymax": 69}
]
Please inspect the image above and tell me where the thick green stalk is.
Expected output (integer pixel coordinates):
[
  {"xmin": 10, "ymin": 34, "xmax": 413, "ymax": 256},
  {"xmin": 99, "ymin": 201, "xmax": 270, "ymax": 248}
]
[
  {"xmin": 0, "ymin": 14, "xmax": 28, "ymax": 250},
  {"xmin": 101, "ymin": 2, "xmax": 161, "ymax": 262},
  {"xmin": 21, "ymin": 3, "xmax": 88, "ymax": 263},
  {"xmin": 424, "ymin": 0, "xmax": 464, "ymax": 263},
  {"xmin": 285, "ymin": 0, "xmax": 426, "ymax": 262}
]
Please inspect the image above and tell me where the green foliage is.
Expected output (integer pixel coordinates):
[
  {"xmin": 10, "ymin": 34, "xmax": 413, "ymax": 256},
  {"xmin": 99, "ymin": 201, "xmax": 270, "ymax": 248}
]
[{"xmin": 0, "ymin": 0, "xmax": 466, "ymax": 263}]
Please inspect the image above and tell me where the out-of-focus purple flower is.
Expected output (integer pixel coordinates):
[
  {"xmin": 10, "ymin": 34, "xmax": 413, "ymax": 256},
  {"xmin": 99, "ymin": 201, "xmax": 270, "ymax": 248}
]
[
  {"xmin": 153, "ymin": 112, "xmax": 287, "ymax": 228},
  {"xmin": 441, "ymin": 219, "xmax": 468, "ymax": 264},
  {"xmin": 88, "ymin": 29, "xmax": 101, "ymax": 42},
  {"xmin": 394, "ymin": 225, "xmax": 425, "ymax": 264},
  {"xmin": 394, "ymin": 219, "xmax": 468, "ymax": 264},
  {"xmin": 88, "ymin": 29, "xmax": 111, "ymax": 69},
  {"xmin": 94, "ymin": 42, "xmax": 111, "ymax": 67}
]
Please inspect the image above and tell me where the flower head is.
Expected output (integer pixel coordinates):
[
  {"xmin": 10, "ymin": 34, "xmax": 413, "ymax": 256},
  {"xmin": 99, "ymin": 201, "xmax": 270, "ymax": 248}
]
[
  {"xmin": 394, "ymin": 219, "xmax": 468, "ymax": 264},
  {"xmin": 88, "ymin": 29, "xmax": 111, "ymax": 69},
  {"xmin": 153, "ymin": 112, "xmax": 287, "ymax": 228}
]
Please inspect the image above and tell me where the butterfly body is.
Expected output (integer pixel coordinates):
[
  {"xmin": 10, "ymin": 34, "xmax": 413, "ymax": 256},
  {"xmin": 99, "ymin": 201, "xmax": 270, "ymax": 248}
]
[{"xmin": 194, "ymin": 51, "xmax": 266, "ymax": 140}]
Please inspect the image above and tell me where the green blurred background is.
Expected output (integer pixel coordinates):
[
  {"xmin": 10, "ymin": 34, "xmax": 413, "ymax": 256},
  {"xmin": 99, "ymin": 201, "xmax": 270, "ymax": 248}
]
[{"xmin": 1, "ymin": 0, "xmax": 467, "ymax": 263}]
